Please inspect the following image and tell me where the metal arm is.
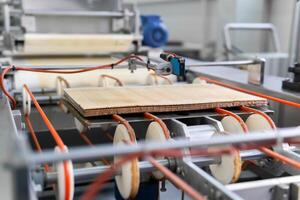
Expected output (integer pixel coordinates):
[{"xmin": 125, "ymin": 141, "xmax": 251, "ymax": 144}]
[{"xmin": 224, "ymin": 23, "xmax": 281, "ymax": 54}]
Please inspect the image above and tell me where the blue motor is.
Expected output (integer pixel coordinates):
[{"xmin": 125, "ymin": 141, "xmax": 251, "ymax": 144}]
[{"xmin": 141, "ymin": 15, "xmax": 168, "ymax": 48}]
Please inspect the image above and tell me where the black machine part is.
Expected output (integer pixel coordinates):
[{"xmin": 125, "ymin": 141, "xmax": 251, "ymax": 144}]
[{"xmin": 282, "ymin": 63, "xmax": 300, "ymax": 92}]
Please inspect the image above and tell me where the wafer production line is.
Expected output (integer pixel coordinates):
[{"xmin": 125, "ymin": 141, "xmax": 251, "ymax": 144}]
[{"xmin": 1, "ymin": 0, "xmax": 300, "ymax": 200}]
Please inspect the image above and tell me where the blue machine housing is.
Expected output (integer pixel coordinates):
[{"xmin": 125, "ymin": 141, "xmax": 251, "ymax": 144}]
[{"xmin": 141, "ymin": 15, "xmax": 169, "ymax": 48}]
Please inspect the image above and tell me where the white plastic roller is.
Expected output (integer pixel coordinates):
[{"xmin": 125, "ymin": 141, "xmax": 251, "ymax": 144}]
[
  {"xmin": 113, "ymin": 124, "xmax": 140, "ymax": 199},
  {"xmin": 221, "ymin": 116, "xmax": 245, "ymax": 134},
  {"xmin": 22, "ymin": 87, "xmax": 31, "ymax": 115},
  {"xmin": 55, "ymin": 146, "xmax": 74, "ymax": 200},
  {"xmin": 192, "ymin": 78, "xmax": 207, "ymax": 84},
  {"xmin": 145, "ymin": 121, "xmax": 169, "ymax": 179},
  {"xmin": 146, "ymin": 74, "xmax": 174, "ymax": 85},
  {"xmin": 98, "ymin": 75, "xmax": 121, "ymax": 87},
  {"xmin": 209, "ymin": 116, "xmax": 242, "ymax": 184},
  {"xmin": 246, "ymin": 114, "xmax": 273, "ymax": 132}
]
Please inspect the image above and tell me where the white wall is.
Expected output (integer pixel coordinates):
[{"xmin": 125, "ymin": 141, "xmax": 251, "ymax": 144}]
[
  {"xmin": 133, "ymin": 0, "xmax": 295, "ymax": 58},
  {"xmin": 269, "ymin": 0, "xmax": 294, "ymax": 52}
]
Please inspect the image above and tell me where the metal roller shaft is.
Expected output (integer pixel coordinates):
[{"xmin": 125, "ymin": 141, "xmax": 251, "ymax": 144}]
[{"xmin": 43, "ymin": 149, "xmax": 266, "ymax": 186}]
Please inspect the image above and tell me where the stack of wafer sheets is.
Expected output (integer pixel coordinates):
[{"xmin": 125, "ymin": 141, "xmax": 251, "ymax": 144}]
[{"xmin": 63, "ymin": 84, "xmax": 267, "ymax": 117}]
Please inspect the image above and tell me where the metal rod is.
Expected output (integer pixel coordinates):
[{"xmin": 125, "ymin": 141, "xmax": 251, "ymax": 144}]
[
  {"xmin": 45, "ymin": 159, "xmax": 170, "ymax": 185},
  {"xmin": 15, "ymin": 95, "xmax": 60, "ymax": 103},
  {"xmin": 3, "ymin": 4, "xmax": 10, "ymax": 32},
  {"xmin": 13, "ymin": 88, "xmax": 56, "ymax": 95},
  {"xmin": 182, "ymin": 160, "xmax": 243, "ymax": 200},
  {"xmin": 43, "ymin": 149, "xmax": 266, "ymax": 186},
  {"xmin": 19, "ymin": 127, "xmax": 300, "ymax": 167},
  {"xmin": 23, "ymin": 10, "xmax": 134, "ymax": 18},
  {"xmin": 186, "ymin": 60, "xmax": 259, "ymax": 67}
]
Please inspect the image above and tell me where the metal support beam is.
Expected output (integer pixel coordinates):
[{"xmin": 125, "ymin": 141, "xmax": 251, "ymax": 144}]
[
  {"xmin": 11, "ymin": 127, "xmax": 300, "ymax": 167},
  {"xmin": 181, "ymin": 160, "xmax": 242, "ymax": 200}
]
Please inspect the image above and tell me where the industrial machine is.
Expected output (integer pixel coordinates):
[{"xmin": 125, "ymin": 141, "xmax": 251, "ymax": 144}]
[
  {"xmin": 1, "ymin": 1, "xmax": 300, "ymax": 200},
  {"xmin": 1, "ymin": 50, "xmax": 300, "ymax": 200}
]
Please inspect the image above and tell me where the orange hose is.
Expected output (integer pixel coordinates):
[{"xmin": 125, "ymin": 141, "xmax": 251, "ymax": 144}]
[
  {"xmin": 198, "ymin": 77, "xmax": 300, "ymax": 109},
  {"xmin": 158, "ymin": 75, "xmax": 172, "ymax": 85},
  {"xmin": 144, "ymin": 112, "xmax": 171, "ymax": 139},
  {"xmin": 150, "ymin": 73, "xmax": 172, "ymax": 85},
  {"xmin": 81, "ymin": 153, "xmax": 142, "ymax": 200},
  {"xmin": 240, "ymin": 106, "xmax": 300, "ymax": 170},
  {"xmin": 24, "ymin": 85, "xmax": 65, "ymax": 148},
  {"xmin": 23, "ymin": 85, "xmax": 71, "ymax": 200},
  {"xmin": 0, "ymin": 55, "xmax": 143, "ymax": 109},
  {"xmin": 240, "ymin": 106, "xmax": 276, "ymax": 129},
  {"xmin": 259, "ymin": 147, "xmax": 300, "ymax": 169},
  {"xmin": 215, "ymin": 107, "xmax": 248, "ymax": 133},
  {"xmin": 16, "ymin": 55, "xmax": 142, "ymax": 74},
  {"xmin": 101, "ymin": 74, "xmax": 124, "ymax": 86},
  {"xmin": 79, "ymin": 132, "xmax": 110, "ymax": 166},
  {"xmin": 24, "ymin": 115, "xmax": 43, "ymax": 152},
  {"xmin": 104, "ymin": 132, "xmax": 114, "ymax": 141},
  {"xmin": 217, "ymin": 106, "xmax": 300, "ymax": 170},
  {"xmin": 79, "ymin": 133, "xmax": 93, "ymax": 146},
  {"xmin": 215, "ymin": 107, "xmax": 300, "ymax": 169},
  {"xmin": 148, "ymin": 157, "xmax": 205, "ymax": 200},
  {"xmin": 112, "ymin": 114, "xmax": 136, "ymax": 142},
  {"xmin": 24, "ymin": 114, "xmax": 50, "ymax": 172},
  {"xmin": 0, "ymin": 66, "xmax": 16, "ymax": 108},
  {"xmin": 82, "ymin": 149, "xmax": 209, "ymax": 200}
]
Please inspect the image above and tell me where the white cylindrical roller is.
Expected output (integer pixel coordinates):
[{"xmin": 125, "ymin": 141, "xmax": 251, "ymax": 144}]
[
  {"xmin": 22, "ymin": 87, "xmax": 31, "ymax": 115},
  {"xmin": 98, "ymin": 75, "xmax": 119, "ymax": 87},
  {"xmin": 245, "ymin": 113, "xmax": 282, "ymax": 150},
  {"xmin": 114, "ymin": 124, "xmax": 140, "ymax": 199},
  {"xmin": 192, "ymin": 78, "xmax": 207, "ymax": 84},
  {"xmin": 55, "ymin": 146, "xmax": 74, "ymax": 200},
  {"xmin": 209, "ymin": 149, "xmax": 241, "ymax": 184},
  {"xmin": 145, "ymin": 121, "xmax": 169, "ymax": 179},
  {"xmin": 23, "ymin": 33, "xmax": 134, "ymax": 55},
  {"xmin": 209, "ymin": 116, "xmax": 242, "ymax": 184},
  {"xmin": 246, "ymin": 114, "xmax": 273, "ymax": 133},
  {"xmin": 146, "ymin": 74, "xmax": 172, "ymax": 85},
  {"xmin": 221, "ymin": 116, "xmax": 244, "ymax": 134}
]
